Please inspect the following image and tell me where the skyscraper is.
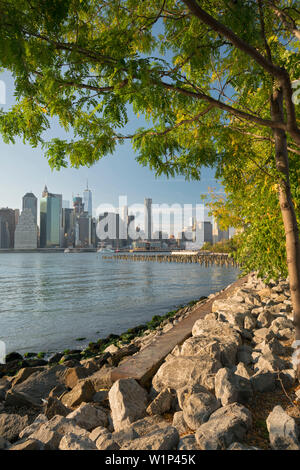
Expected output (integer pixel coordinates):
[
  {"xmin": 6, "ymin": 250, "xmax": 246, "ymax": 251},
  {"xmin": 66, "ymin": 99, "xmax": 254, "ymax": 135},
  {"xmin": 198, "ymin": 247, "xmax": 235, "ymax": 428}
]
[
  {"xmin": 144, "ymin": 198, "xmax": 152, "ymax": 240},
  {"xmin": 0, "ymin": 208, "xmax": 18, "ymax": 248},
  {"xmin": 83, "ymin": 182, "xmax": 92, "ymax": 217},
  {"xmin": 22, "ymin": 192, "xmax": 37, "ymax": 225},
  {"xmin": 14, "ymin": 209, "xmax": 37, "ymax": 249},
  {"xmin": 40, "ymin": 186, "xmax": 62, "ymax": 248}
]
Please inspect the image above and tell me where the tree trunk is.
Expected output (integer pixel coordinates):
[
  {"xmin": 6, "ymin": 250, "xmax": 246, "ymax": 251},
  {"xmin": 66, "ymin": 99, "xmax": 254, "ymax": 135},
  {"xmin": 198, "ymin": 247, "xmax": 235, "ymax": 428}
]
[{"xmin": 271, "ymin": 87, "xmax": 300, "ymax": 379}]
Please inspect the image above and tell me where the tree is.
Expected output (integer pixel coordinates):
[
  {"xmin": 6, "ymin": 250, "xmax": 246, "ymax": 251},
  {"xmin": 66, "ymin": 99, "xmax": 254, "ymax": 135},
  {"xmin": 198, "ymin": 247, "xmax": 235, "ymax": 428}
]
[{"xmin": 0, "ymin": 0, "xmax": 299, "ymax": 371}]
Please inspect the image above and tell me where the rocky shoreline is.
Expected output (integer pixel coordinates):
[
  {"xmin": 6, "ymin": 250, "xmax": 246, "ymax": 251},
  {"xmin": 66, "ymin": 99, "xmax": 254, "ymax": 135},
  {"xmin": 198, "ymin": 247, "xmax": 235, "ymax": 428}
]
[{"xmin": 0, "ymin": 272, "xmax": 300, "ymax": 450}]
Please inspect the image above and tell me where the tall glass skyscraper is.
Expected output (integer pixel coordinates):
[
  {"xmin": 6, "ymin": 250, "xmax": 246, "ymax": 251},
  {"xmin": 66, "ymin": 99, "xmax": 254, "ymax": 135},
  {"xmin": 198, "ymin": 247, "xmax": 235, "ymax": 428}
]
[
  {"xmin": 22, "ymin": 192, "xmax": 37, "ymax": 225},
  {"xmin": 83, "ymin": 182, "xmax": 92, "ymax": 217},
  {"xmin": 144, "ymin": 198, "xmax": 152, "ymax": 240},
  {"xmin": 40, "ymin": 186, "xmax": 62, "ymax": 248}
]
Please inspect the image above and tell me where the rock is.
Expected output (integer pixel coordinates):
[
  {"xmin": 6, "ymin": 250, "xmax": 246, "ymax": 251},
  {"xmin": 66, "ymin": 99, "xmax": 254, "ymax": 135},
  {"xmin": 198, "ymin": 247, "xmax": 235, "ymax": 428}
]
[
  {"xmin": 250, "ymin": 369, "xmax": 276, "ymax": 392},
  {"xmin": 227, "ymin": 442, "xmax": 260, "ymax": 450},
  {"xmin": 61, "ymin": 379, "xmax": 95, "ymax": 408},
  {"xmin": 152, "ymin": 355, "xmax": 221, "ymax": 393},
  {"xmin": 195, "ymin": 403, "xmax": 252, "ymax": 450},
  {"xmin": 258, "ymin": 287, "xmax": 273, "ymax": 299},
  {"xmin": 277, "ymin": 369, "xmax": 295, "ymax": 389},
  {"xmin": 0, "ymin": 377, "xmax": 12, "ymax": 400},
  {"xmin": 270, "ymin": 317, "xmax": 294, "ymax": 335},
  {"xmin": 243, "ymin": 313, "xmax": 256, "ymax": 331},
  {"xmin": 177, "ymin": 434, "xmax": 199, "ymax": 450},
  {"xmin": 0, "ymin": 413, "xmax": 29, "ymax": 442},
  {"xmin": 11, "ymin": 367, "xmax": 45, "ymax": 387},
  {"xmin": 49, "ymin": 384, "xmax": 68, "ymax": 399},
  {"xmin": 63, "ymin": 367, "xmax": 90, "ymax": 389},
  {"xmin": 107, "ymin": 344, "xmax": 139, "ymax": 367},
  {"xmin": 173, "ymin": 336, "xmax": 236, "ymax": 368},
  {"xmin": 235, "ymin": 362, "xmax": 252, "ymax": 379},
  {"xmin": 109, "ymin": 378, "xmax": 148, "ymax": 431},
  {"xmin": 257, "ymin": 310, "xmax": 274, "ymax": 328},
  {"xmin": 89, "ymin": 367, "xmax": 116, "ymax": 391},
  {"xmin": 276, "ymin": 328, "xmax": 294, "ymax": 340},
  {"xmin": 5, "ymin": 352, "xmax": 23, "ymax": 362},
  {"xmin": 259, "ymin": 338, "xmax": 286, "ymax": 356},
  {"xmin": 172, "ymin": 411, "xmax": 191, "ymax": 435},
  {"xmin": 0, "ymin": 436, "xmax": 11, "ymax": 449},
  {"xmin": 5, "ymin": 364, "xmax": 66, "ymax": 408},
  {"xmin": 211, "ymin": 300, "xmax": 250, "ymax": 315},
  {"xmin": 215, "ymin": 367, "xmax": 253, "ymax": 406},
  {"xmin": 19, "ymin": 414, "xmax": 48, "ymax": 439},
  {"xmin": 89, "ymin": 426, "xmax": 110, "ymax": 442},
  {"xmin": 253, "ymin": 328, "xmax": 275, "ymax": 344},
  {"xmin": 125, "ymin": 415, "xmax": 170, "ymax": 437},
  {"xmin": 92, "ymin": 389, "xmax": 109, "ymax": 404},
  {"xmin": 104, "ymin": 344, "xmax": 119, "ymax": 354},
  {"xmin": 111, "ymin": 427, "xmax": 139, "ymax": 446},
  {"xmin": 9, "ymin": 439, "xmax": 44, "ymax": 450},
  {"xmin": 191, "ymin": 319, "xmax": 241, "ymax": 366},
  {"xmin": 44, "ymin": 396, "xmax": 71, "ymax": 419},
  {"xmin": 146, "ymin": 388, "xmax": 173, "ymax": 416},
  {"xmin": 48, "ymin": 353, "xmax": 64, "ymax": 364},
  {"xmin": 29, "ymin": 415, "xmax": 88, "ymax": 450},
  {"xmin": 121, "ymin": 426, "xmax": 179, "ymax": 450},
  {"xmin": 237, "ymin": 344, "xmax": 253, "ymax": 366},
  {"xmin": 66, "ymin": 402, "xmax": 108, "ymax": 431},
  {"xmin": 96, "ymin": 434, "xmax": 120, "ymax": 450},
  {"xmin": 177, "ymin": 384, "xmax": 220, "ymax": 430},
  {"xmin": 59, "ymin": 432, "xmax": 97, "ymax": 450},
  {"xmin": 266, "ymin": 406, "xmax": 300, "ymax": 450},
  {"xmin": 255, "ymin": 353, "xmax": 288, "ymax": 373}
]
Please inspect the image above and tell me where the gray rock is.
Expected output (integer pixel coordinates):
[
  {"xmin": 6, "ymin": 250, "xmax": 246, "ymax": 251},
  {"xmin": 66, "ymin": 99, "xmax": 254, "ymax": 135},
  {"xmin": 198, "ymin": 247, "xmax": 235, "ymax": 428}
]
[
  {"xmin": 66, "ymin": 402, "xmax": 108, "ymax": 431},
  {"xmin": 257, "ymin": 310, "xmax": 274, "ymax": 328},
  {"xmin": 243, "ymin": 313, "xmax": 257, "ymax": 331},
  {"xmin": 277, "ymin": 369, "xmax": 295, "ymax": 389},
  {"xmin": 121, "ymin": 426, "xmax": 179, "ymax": 450},
  {"xmin": 0, "ymin": 413, "xmax": 29, "ymax": 442},
  {"xmin": 19, "ymin": 414, "xmax": 48, "ymax": 439},
  {"xmin": 108, "ymin": 378, "xmax": 148, "ymax": 431},
  {"xmin": 92, "ymin": 390, "xmax": 109, "ymax": 404},
  {"xmin": 126, "ymin": 415, "xmax": 170, "ymax": 437},
  {"xmin": 177, "ymin": 434, "xmax": 199, "ymax": 450},
  {"xmin": 215, "ymin": 367, "xmax": 253, "ymax": 406},
  {"xmin": 195, "ymin": 403, "xmax": 252, "ymax": 450},
  {"xmin": 61, "ymin": 379, "xmax": 95, "ymax": 408},
  {"xmin": 59, "ymin": 432, "xmax": 97, "ymax": 450},
  {"xmin": 44, "ymin": 396, "xmax": 71, "ymax": 419},
  {"xmin": 172, "ymin": 411, "xmax": 192, "ymax": 435},
  {"xmin": 0, "ymin": 436, "xmax": 11, "ymax": 449},
  {"xmin": 253, "ymin": 328, "xmax": 275, "ymax": 344},
  {"xmin": 255, "ymin": 353, "xmax": 287, "ymax": 373},
  {"xmin": 260, "ymin": 338, "xmax": 286, "ymax": 356},
  {"xmin": 152, "ymin": 355, "xmax": 221, "ymax": 394},
  {"xmin": 146, "ymin": 388, "xmax": 173, "ymax": 416},
  {"xmin": 266, "ymin": 406, "xmax": 300, "ymax": 450},
  {"xmin": 96, "ymin": 433, "xmax": 120, "ymax": 450},
  {"xmin": 237, "ymin": 344, "xmax": 253, "ymax": 366},
  {"xmin": 177, "ymin": 384, "xmax": 220, "ymax": 430},
  {"xmin": 250, "ymin": 369, "xmax": 276, "ymax": 392},
  {"xmin": 5, "ymin": 365, "xmax": 67, "ymax": 408},
  {"xmin": 89, "ymin": 426, "xmax": 110, "ymax": 442},
  {"xmin": 111, "ymin": 427, "xmax": 140, "ymax": 446},
  {"xmin": 8, "ymin": 438, "xmax": 44, "ymax": 450},
  {"xmin": 270, "ymin": 317, "xmax": 294, "ymax": 335}
]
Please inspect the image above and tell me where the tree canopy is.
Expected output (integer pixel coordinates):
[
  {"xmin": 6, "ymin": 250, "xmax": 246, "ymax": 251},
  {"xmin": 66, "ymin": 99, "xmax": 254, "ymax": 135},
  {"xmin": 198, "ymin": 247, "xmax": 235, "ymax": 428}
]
[{"xmin": 0, "ymin": 0, "xmax": 299, "ymax": 174}]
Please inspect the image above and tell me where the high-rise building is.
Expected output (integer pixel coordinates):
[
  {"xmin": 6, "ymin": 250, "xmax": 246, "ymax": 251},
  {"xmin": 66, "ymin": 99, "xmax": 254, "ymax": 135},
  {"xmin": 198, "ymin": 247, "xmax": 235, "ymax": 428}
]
[
  {"xmin": 40, "ymin": 186, "xmax": 62, "ymax": 248},
  {"xmin": 0, "ymin": 216, "xmax": 10, "ymax": 248},
  {"xmin": 0, "ymin": 208, "xmax": 18, "ymax": 248},
  {"xmin": 22, "ymin": 192, "xmax": 37, "ymax": 225},
  {"xmin": 212, "ymin": 218, "xmax": 229, "ymax": 243},
  {"xmin": 83, "ymin": 182, "xmax": 92, "ymax": 217},
  {"xmin": 73, "ymin": 196, "xmax": 84, "ymax": 216},
  {"xmin": 14, "ymin": 209, "xmax": 38, "ymax": 249},
  {"xmin": 144, "ymin": 198, "xmax": 152, "ymax": 240},
  {"xmin": 61, "ymin": 208, "xmax": 75, "ymax": 247}
]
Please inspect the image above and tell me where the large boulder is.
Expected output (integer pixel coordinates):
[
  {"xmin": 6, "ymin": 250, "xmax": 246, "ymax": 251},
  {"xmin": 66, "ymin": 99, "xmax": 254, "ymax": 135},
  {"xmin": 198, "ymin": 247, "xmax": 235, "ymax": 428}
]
[
  {"xmin": 59, "ymin": 432, "xmax": 97, "ymax": 450},
  {"xmin": 44, "ymin": 397, "xmax": 71, "ymax": 419},
  {"xmin": 19, "ymin": 414, "xmax": 48, "ymax": 440},
  {"xmin": 177, "ymin": 384, "xmax": 220, "ymax": 430},
  {"xmin": 195, "ymin": 403, "xmax": 252, "ymax": 450},
  {"xmin": 61, "ymin": 379, "xmax": 95, "ymax": 408},
  {"xmin": 152, "ymin": 355, "xmax": 221, "ymax": 393},
  {"xmin": 5, "ymin": 365, "xmax": 66, "ymax": 408},
  {"xmin": 146, "ymin": 388, "xmax": 174, "ymax": 416},
  {"xmin": 266, "ymin": 406, "xmax": 300, "ymax": 450},
  {"xmin": 108, "ymin": 378, "xmax": 148, "ymax": 431},
  {"xmin": 66, "ymin": 402, "xmax": 108, "ymax": 431},
  {"xmin": 0, "ymin": 413, "xmax": 29, "ymax": 442},
  {"xmin": 121, "ymin": 426, "xmax": 179, "ymax": 450},
  {"xmin": 215, "ymin": 367, "xmax": 253, "ymax": 406}
]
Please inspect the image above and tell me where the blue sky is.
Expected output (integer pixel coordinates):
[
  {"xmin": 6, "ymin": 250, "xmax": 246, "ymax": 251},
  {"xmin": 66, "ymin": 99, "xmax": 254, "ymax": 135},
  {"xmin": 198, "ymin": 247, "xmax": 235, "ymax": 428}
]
[{"xmin": 0, "ymin": 70, "xmax": 223, "ymax": 225}]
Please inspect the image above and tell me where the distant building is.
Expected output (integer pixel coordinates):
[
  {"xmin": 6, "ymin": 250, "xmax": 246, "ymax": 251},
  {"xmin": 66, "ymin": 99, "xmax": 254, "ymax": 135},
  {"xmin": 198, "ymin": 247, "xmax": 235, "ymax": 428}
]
[
  {"xmin": 40, "ymin": 186, "xmax": 62, "ymax": 248},
  {"xmin": 0, "ymin": 208, "xmax": 18, "ymax": 248},
  {"xmin": 0, "ymin": 216, "xmax": 10, "ymax": 248},
  {"xmin": 144, "ymin": 198, "xmax": 152, "ymax": 240},
  {"xmin": 212, "ymin": 218, "xmax": 230, "ymax": 243},
  {"xmin": 14, "ymin": 209, "xmax": 37, "ymax": 249},
  {"xmin": 73, "ymin": 196, "xmax": 84, "ymax": 216},
  {"xmin": 83, "ymin": 183, "xmax": 92, "ymax": 217},
  {"xmin": 22, "ymin": 192, "xmax": 37, "ymax": 225},
  {"xmin": 61, "ymin": 208, "xmax": 75, "ymax": 247}
]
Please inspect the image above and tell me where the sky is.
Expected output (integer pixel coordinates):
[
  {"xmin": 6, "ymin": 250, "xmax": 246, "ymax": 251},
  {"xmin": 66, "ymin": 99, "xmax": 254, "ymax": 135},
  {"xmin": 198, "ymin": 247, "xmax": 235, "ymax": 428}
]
[{"xmin": 0, "ymin": 70, "xmax": 223, "ymax": 231}]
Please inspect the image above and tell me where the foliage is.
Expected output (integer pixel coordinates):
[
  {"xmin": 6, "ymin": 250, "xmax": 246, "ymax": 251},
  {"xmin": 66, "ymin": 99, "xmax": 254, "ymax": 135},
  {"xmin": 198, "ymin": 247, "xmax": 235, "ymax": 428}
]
[
  {"xmin": 201, "ymin": 238, "xmax": 238, "ymax": 254},
  {"xmin": 0, "ymin": 0, "xmax": 299, "ymax": 278}
]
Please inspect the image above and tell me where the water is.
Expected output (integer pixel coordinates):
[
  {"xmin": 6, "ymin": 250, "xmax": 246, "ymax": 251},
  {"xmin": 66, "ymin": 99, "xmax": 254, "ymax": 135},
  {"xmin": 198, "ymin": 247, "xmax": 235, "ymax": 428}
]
[{"xmin": 0, "ymin": 253, "xmax": 239, "ymax": 355}]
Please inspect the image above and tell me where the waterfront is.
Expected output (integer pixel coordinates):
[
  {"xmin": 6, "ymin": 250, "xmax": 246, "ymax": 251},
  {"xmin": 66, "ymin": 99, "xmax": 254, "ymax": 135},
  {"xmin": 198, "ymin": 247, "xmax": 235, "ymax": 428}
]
[{"xmin": 0, "ymin": 253, "xmax": 239, "ymax": 355}]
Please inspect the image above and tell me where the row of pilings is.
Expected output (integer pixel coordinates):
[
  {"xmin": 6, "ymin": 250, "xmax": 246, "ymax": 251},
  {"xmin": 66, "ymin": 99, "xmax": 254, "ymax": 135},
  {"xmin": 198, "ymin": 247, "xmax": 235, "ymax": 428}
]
[{"xmin": 102, "ymin": 253, "xmax": 239, "ymax": 267}]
